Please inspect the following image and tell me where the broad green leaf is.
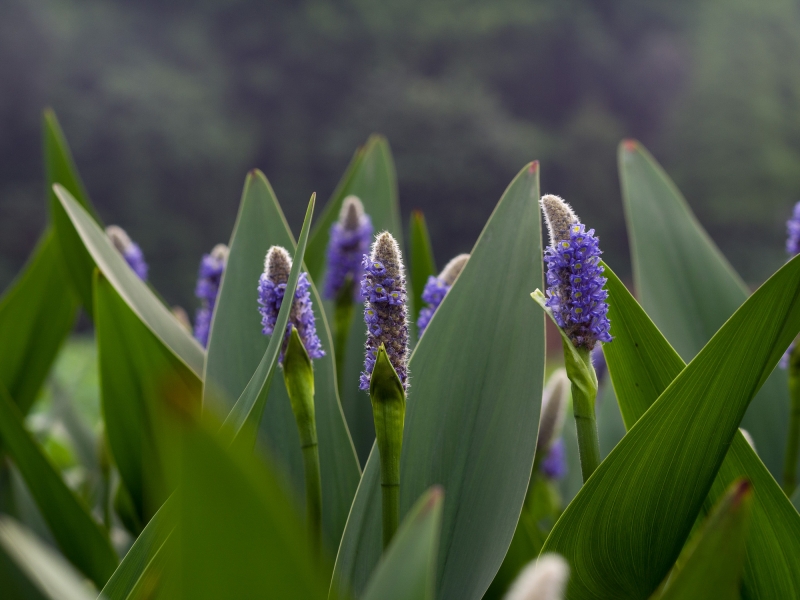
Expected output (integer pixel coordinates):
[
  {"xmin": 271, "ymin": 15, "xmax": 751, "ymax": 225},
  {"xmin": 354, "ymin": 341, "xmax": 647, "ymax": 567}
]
[
  {"xmin": 204, "ymin": 170, "xmax": 358, "ymax": 551},
  {"xmin": 157, "ymin": 407, "xmax": 329, "ymax": 599},
  {"xmin": 0, "ymin": 384, "xmax": 116, "ymax": 588},
  {"xmin": 0, "ymin": 231, "xmax": 78, "ymax": 415},
  {"xmin": 95, "ymin": 271, "xmax": 201, "ymax": 522},
  {"xmin": 100, "ymin": 497, "xmax": 175, "ymax": 600},
  {"xmin": 221, "ymin": 193, "xmax": 315, "ymax": 442},
  {"xmin": 408, "ymin": 210, "xmax": 437, "ymax": 324},
  {"xmin": 54, "ymin": 185, "xmax": 204, "ymax": 378},
  {"xmin": 541, "ymin": 255, "xmax": 800, "ymax": 599},
  {"xmin": 308, "ymin": 136, "xmax": 402, "ymax": 464},
  {"xmin": 0, "ymin": 517, "xmax": 95, "ymax": 600},
  {"xmin": 361, "ymin": 487, "xmax": 444, "ymax": 600},
  {"xmin": 44, "ymin": 109, "xmax": 101, "ymax": 313},
  {"xmin": 619, "ymin": 140, "xmax": 789, "ymax": 476},
  {"xmin": 602, "ymin": 264, "xmax": 800, "ymax": 598},
  {"xmin": 653, "ymin": 480, "xmax": 753, "ymax": 600},
  {"xmin": 333, "ymin": 162, "xmax": 544, "ymax": 600}
]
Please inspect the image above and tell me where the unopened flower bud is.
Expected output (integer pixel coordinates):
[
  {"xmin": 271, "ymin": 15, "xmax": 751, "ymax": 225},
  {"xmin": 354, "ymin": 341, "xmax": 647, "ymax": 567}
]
[
  {"xmin": 504, "ymin": 553, "xmax": 570, "ymax": 600},
  {"xmin": 417, "ymin": 253, "xmax": 469, "ymax": 335},
  {"xmin": 537, "ymin": 369, "xmax": 569, "ymax": 453},
  {"xmin": 106, "ymin": 225, "xmax": 148, "ymax": 281},
  {"xmin": 324, "ymin": 195, "xmax": 373, "ymax": 300},
  {"xmin": 193, "ymin": 244, "xmax": 229, "ymax": 347}
]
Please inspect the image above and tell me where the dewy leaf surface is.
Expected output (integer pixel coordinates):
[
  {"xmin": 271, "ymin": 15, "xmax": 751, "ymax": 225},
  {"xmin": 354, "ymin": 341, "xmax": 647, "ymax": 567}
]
[
  {"xmin": 333, "ymin": 162, "xmax": 544, "ymax": 600},
  {"xmin": 619, "ymin": 140, "xmax": 789, "ymax": 476},
  {"xmin": 541, "ymin": 254, "xmax": 800, "ymax": 599},
  {"xmin": 307, "ymin": 136, "xmax": 402, "ymax": 464},
  {"xmin": 205, "ymin": 171, "xmax": 359, "ymax": 551},
  {"xmin": 602, "ymin": 265, "xmax": 800, "ymax": 598},
  {"xmin": 0, "ymin": 384, "xmax": 117, "ymax": 588},
  {"xmin": 54, "ymin": 185, "xmax": 204, "ymax": 378}
]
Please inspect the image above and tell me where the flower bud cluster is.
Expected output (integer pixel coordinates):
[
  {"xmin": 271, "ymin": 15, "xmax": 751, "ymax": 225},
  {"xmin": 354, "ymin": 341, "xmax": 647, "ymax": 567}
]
[
  {"xmin": 193, "ymin": 244, "xmax": 228, "ymax": 347},
  {"xmin": 324, "ymin": 195, "xmax": 373, "ymax": 300},
  {"xmin": 417, "ymin": 253, "xmax": 469, "ymax": 335},
  {"xmin": 106, "ymin": 225, "xmax": 148, "ymax": 281}
]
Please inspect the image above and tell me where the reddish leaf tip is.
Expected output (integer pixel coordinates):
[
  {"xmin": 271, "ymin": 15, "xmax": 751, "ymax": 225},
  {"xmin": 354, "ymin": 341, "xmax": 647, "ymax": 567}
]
[
  {"xmin": 622, "ymin": 139, "xmax": 638, "ymax": 153},
  {"xmin": 529, "ymin": 161, "xmax": 539, "ymax": 173}
]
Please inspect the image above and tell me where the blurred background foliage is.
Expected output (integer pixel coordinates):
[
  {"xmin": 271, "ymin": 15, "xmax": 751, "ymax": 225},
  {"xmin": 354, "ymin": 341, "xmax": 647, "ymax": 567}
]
[{"xmin": 2, "ymin": 0, "xmax": 800, "ymax": 311}]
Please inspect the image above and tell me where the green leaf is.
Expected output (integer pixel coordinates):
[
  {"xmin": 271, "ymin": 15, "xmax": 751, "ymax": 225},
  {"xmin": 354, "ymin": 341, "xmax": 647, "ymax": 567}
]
[
  {"xmin": 602, "ymin": 264, "xmax": 800, "ymax": 598},
  {"xmin": 308, "ymin": 136, "xmax": 402, "ymax": 464},
  {"xmin": 94, "ymin": 270, "xmax": 202, "ymax": 522},
  {"xmin": 44, "ymin": 109, "xmax": 102, "ymax": 313},
  {"xmin": 540, "ymin": 255, "xmax": 800, "ymax": 599},
  {"xmin": 54, "ymin": 185, "xmax": 204, "ymax": 378},
  {"xmin": 157, "ymin": 407, "xmax": 329, "ymax": 599},
  {"xmin": 0, "ymin": 383, "xmax": 116, "ymax": 588},
  {"xmin": 333, "ymin": 162, "xmax": 544, "ymax": 600},
  {"xmin": 0, "ymin": 231, "xmax": 78, "ymax": 415},
  {"xmin": 619, "ymin": 140, "xmax": 789, "ymax": 477},
  {"xmin": 100, "ymin": 497, "xmax": 175, "ymax": 600},
  {"xmin": 361, "ymin": 487, "xmax": 444, "ymax": 600},
  {"xmin": 408, "ymin": 210, "xmax": 437, "ymax": 324},
  {"xmin": 0, "ymin": 517, "xmax": 96, "ymax": 600},
  {"xmin": 204, "ymin": 171, "xmax": 359, "ymax": 551},
  {"xmin": 652, "ymin": 480, "xmax": 753, "ymax": 600}
]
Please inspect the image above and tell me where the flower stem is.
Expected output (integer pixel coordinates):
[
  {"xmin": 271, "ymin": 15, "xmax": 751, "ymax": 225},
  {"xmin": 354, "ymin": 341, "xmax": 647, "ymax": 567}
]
[
  {"xmin": 283, "ymin": 327, "xmax": 323, "ymax": 552},
  {"xmin": 784, "ymin": 345, "xmax": 800, "ymax": 496},
  {"xmin": 562, "ymin": 339, "xmax": 600, "ymax": 482}
]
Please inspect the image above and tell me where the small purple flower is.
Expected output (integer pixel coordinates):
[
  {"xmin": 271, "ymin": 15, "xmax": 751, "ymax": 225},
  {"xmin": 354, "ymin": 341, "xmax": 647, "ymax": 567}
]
[
  {"xmin": 324, "ymin": 195, "xmax": 373, "ymax": 300},
  {"xmin": 541, "ymin": 195, "xmax": 611, "ymax": 350},
  {"xmin": 106, "ymin": 225, "xmax": 148, "ymax": 281},
  {"xmin": 360, "ymin": 232, "xmax": 410, "ymax": 391},
  {"xmin": 193, "ymin": 244, "xmax": 228, "ymax": 347},
  {"xmin": 417, "ymin": 253, "xmax": 469, "ymax": 335},
  {"xmin": 257, "ymin": 246, "xmax": 324, "ymax": 363},
  {"xmin": 787, "ymin": 202, "xmax": 800, "ymax": 256},
  {"xmin": 540, "ymin": 437, "xmax": 567, "ymax": 480}
]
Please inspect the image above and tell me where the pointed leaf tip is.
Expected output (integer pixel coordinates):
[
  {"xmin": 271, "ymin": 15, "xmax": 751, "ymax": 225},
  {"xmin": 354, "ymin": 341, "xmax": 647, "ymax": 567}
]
[
  {"xmin": 529, "ymin": 161, "xmax": 539, "ymax": 173},
  {"xmin": 622, "ymin": 139, "xmax": 639, "ymax": 153}
]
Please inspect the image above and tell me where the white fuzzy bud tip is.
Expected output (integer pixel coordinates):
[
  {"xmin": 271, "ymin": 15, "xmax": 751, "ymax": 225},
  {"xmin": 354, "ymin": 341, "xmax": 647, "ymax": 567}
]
[
  {"xmin": 440, "ymin": 253, "xmax": 470, "ymax": 286},
  {"xmin": 106, "ymin": 225, "xmax": 132, "ymax": 253},
  {"xmin": 504, "ymin": 553, "xmax": 570, "ymax": 600},
  {"xmin": 340, "ymin": 195, "xmax": 365, "ymax": 231},
  {"xmin": 264, "ymin": 246, "xmax": 292, "ymax": 284},
  {"xmin": 540, "ymin": 195, "xmax": 578, "ymax": 246},
  {"xmin": 210, "ymin": 244, "xmax": 229, "ymax": 263},
  {"xmin": 372, "ymin": 231, "xmax": 404, "ymax": 281},
  {"xmin": 537, "ymin": 369, "xmax": 569, "ymax": 452}
]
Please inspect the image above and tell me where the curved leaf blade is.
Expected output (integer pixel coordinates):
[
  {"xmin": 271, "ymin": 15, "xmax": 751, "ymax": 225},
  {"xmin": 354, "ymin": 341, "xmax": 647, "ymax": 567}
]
[
  {"xmin": 541, "ymin": 255, "xmax": 800, "ymax": 598},
  {"xmin": 619, "ymin": 140, "xmax": 789, "ymax": 476},
  {"xmin": 409, "ymin": 210, "xmax": 437, "ymax": 325},
  {"xmin": 333, "ymin": 162, "xmax": 544, "ymax": 600}
]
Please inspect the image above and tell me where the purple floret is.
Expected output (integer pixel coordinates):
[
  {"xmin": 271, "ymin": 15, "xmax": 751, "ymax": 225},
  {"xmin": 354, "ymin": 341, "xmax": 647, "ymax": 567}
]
[
  {"xmin": 193, "ymin": 250, "xmax": 227, "ymax": 347},
  {"xmin": 123, "ymin": 243, "xmax": 148, "ymax": 281},
  {"xmin": 544, "ymin": 223, "xmax": 612, "ymax": 350},
  {"xmin": 541, "ymin": 437, "xmax": 567, "ymax": 480},
  {"xmin": 258, "ymin": 272, "xmax": 325, "ymax": 362},
  {"xmin": 417, "ymin": 276, "xmax": 450, "ymax": 334},
  {"xmin": 787, "ymin": 202, "xmax": 800, "ymax": 256},
  {"xmin": 324, "ymin": 210, "xmax": 372, "ymax": 300}
]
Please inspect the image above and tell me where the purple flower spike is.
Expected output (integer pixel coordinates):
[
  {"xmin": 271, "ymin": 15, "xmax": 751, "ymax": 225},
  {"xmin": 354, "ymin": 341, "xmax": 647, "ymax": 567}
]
[
  {"xmin": 257, "ymin": 246, "xmax": 324, "ymax": 363},
  {"xmin": 787, "ymin": 202, "xmax": 800, "ymax": 256},
  {"xmin": 541, "ymin": 195, "xmax": 612, "ymax": 350},
  {"xmin": 540, "ymin": 437, "xmax": 567, "ymax": 480},
  {"xmin": 324, "ymin": 195, "xmax": 373, "ymax": 300},
  {"xmin": 417, "ymin": 253, "xmax": 469, "ymax": 335},
  {"xmin": 106, "ymin": 225, "xmax": 148, "ymax": 281},
  {"xmin": 360, "ymin": 232, "xmax": 410, "ymax": 391},
  {"xmin": 193, "ymin": 244, "xmax": 229, "ymax": 347}
]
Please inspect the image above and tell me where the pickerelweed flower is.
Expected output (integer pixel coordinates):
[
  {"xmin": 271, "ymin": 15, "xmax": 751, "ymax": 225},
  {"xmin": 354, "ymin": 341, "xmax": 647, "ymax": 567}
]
[
  {"xmin": 257, "ymin": 246, "xmax": 324, "ymax": 362},
  {"xmin": 417, "ymin": 253, "xmax": 469, "ymax": 334},
  {"xmin": 541, "ymin": 195, "xmax": 611, "ymax": 350},
  {"xmin": 193, "ymin": 244, "xmax": 229, "ymax": 347},
  {"xmin": 324, "ymin": 195, "xmax": 373, "ymax": 300},
  {"xmin": 540, "ymin": 438, "xmax": 567, "ymax": 480},
  {"xmin": 106, "ymin": 225, "xmax": 148, "ymax": 281},
  {"xmin": 360, "ymin": 232, "xmax": 410, "ymax": 391}
]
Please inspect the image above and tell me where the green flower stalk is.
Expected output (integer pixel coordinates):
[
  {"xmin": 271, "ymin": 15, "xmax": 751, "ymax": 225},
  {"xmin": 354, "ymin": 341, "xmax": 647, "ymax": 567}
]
[{"xmin": 533, "ymin": 194, "xmax": 611, "ymax": 483}]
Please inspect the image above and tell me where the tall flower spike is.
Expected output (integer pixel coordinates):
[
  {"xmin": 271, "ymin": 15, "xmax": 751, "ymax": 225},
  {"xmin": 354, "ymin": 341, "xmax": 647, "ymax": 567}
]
[
  {"xmin": 106, "ymin": 225, "xmax": 148, "ymax": 281},
  {"xmin": 193, "ymin": 244, "xmax": 229, "ymax": 347},
  {"xmin": 360, "ymin": 232, "xmax": 410, "ymax": 390},
  {"xmin": 257, "ymin": 246, "xmax": 324, "ymax": 362},
  {"xmin": 417, "ymin": 253, "xmax": 470, "ymax": 334},
  {"xmin": 505, "ymin": 553, "xmax": 570, "ymax": 600},
  {"xmin": 541, "ymin": 195, "xmax": 611, "ymax": 350},
  {"xmin": 324, "ymin": 195, "xmax": 373, "ymax": 300}
]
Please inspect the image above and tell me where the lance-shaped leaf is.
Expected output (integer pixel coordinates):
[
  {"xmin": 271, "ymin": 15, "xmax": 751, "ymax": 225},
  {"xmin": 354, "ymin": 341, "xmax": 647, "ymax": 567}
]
[
  {"xmin": 308, "ymin": 136, "xmax": 402, "ymax": 464},
  {"xmin": 0, "ymin": 384, "xmax": 116, "ymax": 588},
  {"xmin": 652, "ymin": 479, "xmax": 753, "ymax": 600},
  {"xmin": 44, "ymin": 109, "xmax": 102, "ymax": 313},
  {"xmin": 540, "ymin": 254, "xmax": 800, "ymax": 598},
  {"xmin": 361, "ymin": 487, "xmax": 444, "ymax": 600},
  {"xmin": 0, "ymin": 517, "xmax": 96, "ymax": 600},
  {"xmin": 0, "ymin": 231, "xmax": 78, "ymax": 415},
  {"xmin": 332, "ymin": 162, "xmax": 544, "ymax": 600},
  {"xmin": 409, "ymin": 210, "xmax": 437, "ymax": 325},
  {"xmin": 602, "ymin": 264, "xmax": 800, "ymax": 598},
  {"xmin": 221, "ymin": 193, "xmax": 315, "ymax": 443},
  {"xmin": 619, "ymin": 140, "xmax": 789, "ymax": 476},
  {"xmin": 54, "ymin": 185, "xmax": 204, "ymax": 378},
  {"xmin": 95, "ymin": 271, "xmax": 201, "ymax": 522}
]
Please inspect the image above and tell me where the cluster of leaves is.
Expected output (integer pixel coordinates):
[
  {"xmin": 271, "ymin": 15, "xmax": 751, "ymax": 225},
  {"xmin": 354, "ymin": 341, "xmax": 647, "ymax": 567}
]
[{"xmin": 1, "ymin": 111, "xmax": 799, "ymax": 600}]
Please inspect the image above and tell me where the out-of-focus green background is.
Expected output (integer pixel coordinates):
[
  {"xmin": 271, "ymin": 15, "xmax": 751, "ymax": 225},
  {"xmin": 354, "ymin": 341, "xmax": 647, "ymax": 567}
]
[{"xmin": 2, "ymin": 0, "xmax": 800, "ymax": 311}]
